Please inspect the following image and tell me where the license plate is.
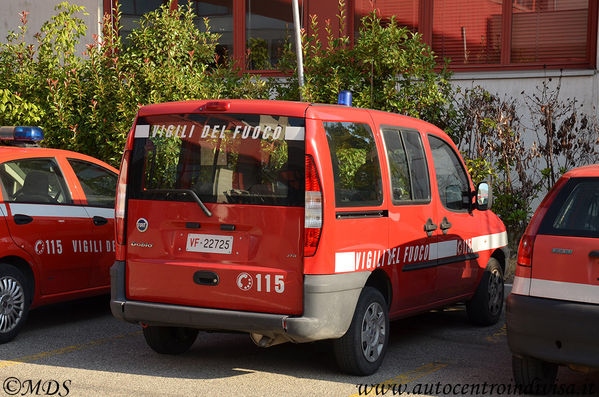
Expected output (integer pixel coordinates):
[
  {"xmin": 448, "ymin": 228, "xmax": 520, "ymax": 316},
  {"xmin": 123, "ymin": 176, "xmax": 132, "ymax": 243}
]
[{"xmin": 186, "ymin": 234, "xmax": 233, "ymax": 254}]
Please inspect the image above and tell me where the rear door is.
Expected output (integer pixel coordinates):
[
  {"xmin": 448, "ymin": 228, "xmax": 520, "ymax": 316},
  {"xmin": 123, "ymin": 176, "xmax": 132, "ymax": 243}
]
[
  {"xmin": 66, "ymin": 158, "xmax": 118, "ymax": 288},
  {"xmin": 0, "ymin": 157, "xmax": 94, "ymax": 294},
  {"xmin": 532, "ymin": 177, "xmax": 599, "ymax": 302},
  {"xmin": 126, "ymin": 112, "xmax": 305, "ymax": 314}
]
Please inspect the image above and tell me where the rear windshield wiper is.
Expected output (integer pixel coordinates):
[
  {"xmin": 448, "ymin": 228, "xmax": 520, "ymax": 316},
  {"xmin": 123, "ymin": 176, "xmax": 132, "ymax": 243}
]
[{"xmin": 148, "ymin": 189, "xmax": 213, "ymax": 217}]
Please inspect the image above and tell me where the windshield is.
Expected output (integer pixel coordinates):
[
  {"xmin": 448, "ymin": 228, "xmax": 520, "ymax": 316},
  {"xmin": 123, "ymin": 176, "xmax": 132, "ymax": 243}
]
[{"xmin": 129, "ymin": 113, "xmax": 305, "ymax": 207}]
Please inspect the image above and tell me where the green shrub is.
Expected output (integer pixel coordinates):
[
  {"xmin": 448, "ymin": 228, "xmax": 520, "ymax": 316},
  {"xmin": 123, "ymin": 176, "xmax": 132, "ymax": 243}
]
[
  {"xmin": 0, "ymin": 2, "xmax": 269, "ymax": 166},
  {"xmin": 274, "ymin": 1, "xmax": 453, "ymax": 126}
]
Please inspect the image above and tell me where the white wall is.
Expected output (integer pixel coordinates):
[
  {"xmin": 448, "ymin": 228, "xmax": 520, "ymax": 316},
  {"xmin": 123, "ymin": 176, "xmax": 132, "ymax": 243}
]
[{"xmin": 0, "ymin": 0, "xmax": 103, "ymax": 56}]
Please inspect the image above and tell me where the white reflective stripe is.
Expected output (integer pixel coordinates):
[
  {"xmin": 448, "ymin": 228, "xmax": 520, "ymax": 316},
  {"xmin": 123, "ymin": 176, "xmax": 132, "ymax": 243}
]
[
  {"xmin": 8, "ymin": 203, "xmax": 89, "ymax": 218},
  {"xmin": 285, "ymin": 126, "xmax": 305, "ymax": 141},
  {"xmin": 529, "ymin": 278, "xmax": 599, "ymax": 304},
  {"xmin": 471, "ymin": 231, "xmax": 508, "ymax": 252},
  {"xmin": 84, "ymin": 207, "xmax": 115, "ymax": 219},
  {"xmin": 511, "ymin": 275, "xmax": 531, "ymax": 296},
  {"xmin": 135, "ymin": 124, "xmax": 150, "ymax": 138},
  {"xmin": 335, "ymin": 252, "xmax": 356, "ymax": 273},
  {"xmin": 333, "ymin": 231, "xmax": 507, "ymax": 273}
]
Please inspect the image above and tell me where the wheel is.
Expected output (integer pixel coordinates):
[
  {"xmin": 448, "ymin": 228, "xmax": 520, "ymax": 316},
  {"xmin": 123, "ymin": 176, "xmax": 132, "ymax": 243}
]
[
  {"xmin": 142, "ymin": 326, "xmax": 198, "ymax": 355},
  {"xmin": 466, "ymin": 257, "xmax": 504, "ymax": 326},
  {"xmin": 0, "ymin": 263, "xmax": 31, "ymax": 343},
  {"xmin": 512, "ymin": 355, "xmax": 558, "ymax": 394},
  {"xmin": 333, "ymin": 287, "xmax": 389, "ymax": 376}
]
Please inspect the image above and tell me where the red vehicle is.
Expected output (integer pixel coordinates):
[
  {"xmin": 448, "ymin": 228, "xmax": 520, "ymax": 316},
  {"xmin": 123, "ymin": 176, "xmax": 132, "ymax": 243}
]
[
  {"xmin": 0, "ymin": 126, "xmax": 118, "ymax": 343},
  {"xmin": 111, "ymin": 100, "xmax": 508, "ymax": 375},
  {"xmin": 508, "ymin": 165, "xmax": 599, "ymax": 391}
]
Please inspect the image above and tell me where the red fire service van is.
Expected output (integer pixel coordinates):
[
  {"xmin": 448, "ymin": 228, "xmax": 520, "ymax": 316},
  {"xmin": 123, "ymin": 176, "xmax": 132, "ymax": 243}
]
[
  {"xmin": 0, "ymin": 126, "xmax": 118, "ymax": 343},
  {"xmin": 111, "ymin": 99, "xmax": 508, "ymax": 375}
]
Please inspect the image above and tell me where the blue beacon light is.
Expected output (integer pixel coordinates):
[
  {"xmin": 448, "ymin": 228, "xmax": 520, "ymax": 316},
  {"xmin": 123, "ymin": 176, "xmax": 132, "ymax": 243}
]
[
  {"xmin": 0, "ymin": 126, "xmax": 44, "ymax": 142},
  {"xmin": 337, "ymin": 91, "xmax": 352, "ymax": 107}
]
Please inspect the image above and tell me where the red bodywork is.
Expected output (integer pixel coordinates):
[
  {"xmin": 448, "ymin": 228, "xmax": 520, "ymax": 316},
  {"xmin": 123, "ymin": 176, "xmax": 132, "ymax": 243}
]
[
  {"xmin": 514, "ymin": 164, "xmax": 599, "ymax": 302},
  {"xmin": 0, "ymin": 147, "xmax": 118, "ymax": 309},
  {"xmin": 118, "ymin": 100, "xmax": 507, "ymax": 319}
]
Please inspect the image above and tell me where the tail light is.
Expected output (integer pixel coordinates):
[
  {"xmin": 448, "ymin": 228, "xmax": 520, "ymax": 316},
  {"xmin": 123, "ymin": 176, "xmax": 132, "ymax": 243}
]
[
  {"xmin": 304, "ymin": 155, "xmax": 322, "ymax": 257},
  {"xmin": 517, "ymin": 233, "xmax": 535, "ymax": 267},
  {"xmin": 115, "ymin": 150, "xmax": 130, "ymax": 247}
]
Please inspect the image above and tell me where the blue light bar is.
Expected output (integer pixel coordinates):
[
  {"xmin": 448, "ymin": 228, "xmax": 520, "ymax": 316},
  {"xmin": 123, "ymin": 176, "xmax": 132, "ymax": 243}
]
[
  {"xmin": 338, "ymin": 91, "xmax": 352, "ymax": 107},
  {"xmin": 0, "ymin": 126, "xmax": 44, "ymax": 142}
]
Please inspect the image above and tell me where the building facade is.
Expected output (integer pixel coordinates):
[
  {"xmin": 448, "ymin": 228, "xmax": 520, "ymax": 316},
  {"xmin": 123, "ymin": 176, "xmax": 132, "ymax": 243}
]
[{"xmin": 1, "ymin": 0, "xmax": 598, "ymax": 112}]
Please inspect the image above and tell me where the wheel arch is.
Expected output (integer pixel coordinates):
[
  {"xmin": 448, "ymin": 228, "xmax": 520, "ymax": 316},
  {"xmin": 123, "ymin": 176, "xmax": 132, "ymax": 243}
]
[
  {"xmin": 491, "ymin": 246, "xmax": 508, "ymax": 274},
  {"xmin": 0, "ymin": 255, "xmax": 36, "ymax": 304},
  {"xmin": 365, "ymin": 269, "xmax": 392, "ymax": 308}
]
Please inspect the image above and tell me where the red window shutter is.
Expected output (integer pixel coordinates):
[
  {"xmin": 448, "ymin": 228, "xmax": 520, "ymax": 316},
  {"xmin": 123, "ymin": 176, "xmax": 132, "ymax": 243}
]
[
  {"xmin": 511, "ymin": 0, "xmax": 589, "ymax": 63},
  {"xmin": 432, "ymin": 0, "xmax": 503, "ymax": 66},
  {"xmin": 354, "ymin": 0, "xmax": 419, "ymax": 32}
]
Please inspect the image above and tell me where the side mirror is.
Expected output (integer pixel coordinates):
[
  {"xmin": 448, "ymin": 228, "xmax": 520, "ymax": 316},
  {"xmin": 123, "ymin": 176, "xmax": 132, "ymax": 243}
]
[{"xmin": 476, "ymin": 182, "xmax": 492, "ymax": 211}]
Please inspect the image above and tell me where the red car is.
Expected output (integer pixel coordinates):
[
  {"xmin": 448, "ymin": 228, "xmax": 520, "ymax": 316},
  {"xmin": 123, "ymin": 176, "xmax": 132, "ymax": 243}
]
[
  {"xmin": 111, "ymin": 100, "xmax": 508, "ymax": 375},
  {"xmin": 0, "ymin": 126, "xmax": 118, "ymax": 342},
  {"xmin": 508, "ymin": 164, "xmax": 599, "ymax": 391}
]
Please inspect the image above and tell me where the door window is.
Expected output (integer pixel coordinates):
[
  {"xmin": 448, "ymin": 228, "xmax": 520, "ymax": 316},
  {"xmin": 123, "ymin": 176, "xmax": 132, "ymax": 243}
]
[
  {"xmin": 382, "ymin": 127, "xmax": 430, "ymax": 204},
  {"xmin": 429, "ymin": 135, "xmax": 470, "ymax": 211},
  {"xmin": 324, "ymin": 121, "xmax": 383, "ymax": 207},
  {"xmin": 68, "ymin": 159, "xmax": 118, "ymax": 208},
  {"xmin": 0, "ymin": 158, "xmax": 71, "ymax": 204}
]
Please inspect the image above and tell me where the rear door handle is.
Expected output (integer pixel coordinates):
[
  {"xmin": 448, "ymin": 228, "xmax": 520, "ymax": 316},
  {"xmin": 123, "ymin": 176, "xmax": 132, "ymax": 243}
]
[
  {"xmin": 13, "ymin": 214, "xmax": 33, "ymax": 225},
  {"xmin": 93, "ymin": 216, "xmax": 108, "ymax": 226},
  {"xmin": 440, "ymin": 217, "xmax": 452, "ymax": 234},
  {"xmin": 424, "ymin": 218, "xmax": 438, "ymax": 237},
  {"xmin": 589, "ymin": 251, "xmax": 599, "ymax": 257}
]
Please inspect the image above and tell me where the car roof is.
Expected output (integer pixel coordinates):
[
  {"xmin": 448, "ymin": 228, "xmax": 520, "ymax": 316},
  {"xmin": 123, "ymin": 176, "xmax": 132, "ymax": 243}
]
[
  {"xmin": 137, "ymin": 99, "xmax": 442, "ymax": 132},
  {"xmin": 138, "ymin": 99, "xmax": 311, "ymax": 118},
  {"xmin": 563, "ymin": 164, "xmax": 599, "ymax": 178},
  {"xmin": 0, "ymin": 146, "xmax": 118, "ymax": 174}
]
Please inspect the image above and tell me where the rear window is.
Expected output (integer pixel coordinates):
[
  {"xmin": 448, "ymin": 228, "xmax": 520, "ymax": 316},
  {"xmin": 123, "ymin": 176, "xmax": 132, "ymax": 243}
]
[
  {"xmin": 129, "ymin": 113, "xmax": 305, "ymax": 207},
  {"xmin": 539, "ymin": 177, "xmax": 599, "ymax": 238}
]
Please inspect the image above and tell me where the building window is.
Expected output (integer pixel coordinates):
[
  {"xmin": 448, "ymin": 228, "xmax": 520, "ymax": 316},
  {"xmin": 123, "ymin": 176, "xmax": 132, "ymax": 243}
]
[
  {"xmin": 432, "ymin": 0, "xmax": 502, "ymax": 65},
  {"xmin": 112, "ymin": 0, "xmax": 301, "ymax": 72},
  {"xmin": 246, "ymin": 0, "xmax": 295, "ymax": 70},
  {"xmin": 354, "ymin": 0, "xmax": 419, "ymax": 37},
  {"xmin": 180, "ymin": 0, "xmax": 234, "ymax": 63},
  {"xmin": 354, "ymin": 0, "xmax": 597, "ymax": 71},
  {"xmin": 511, "ymin": 0, "xmax": 589, "ymax": 64},
  {"xmin": 119, "ymin": 0, "xmax": 166, "ymax": 39}
]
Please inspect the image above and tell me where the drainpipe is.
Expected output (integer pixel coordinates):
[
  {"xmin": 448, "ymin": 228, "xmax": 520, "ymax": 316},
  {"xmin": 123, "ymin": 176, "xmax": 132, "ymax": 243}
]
[{"xmin": 292, "ymin": 0, "xmax": 304, "ymax": 100}]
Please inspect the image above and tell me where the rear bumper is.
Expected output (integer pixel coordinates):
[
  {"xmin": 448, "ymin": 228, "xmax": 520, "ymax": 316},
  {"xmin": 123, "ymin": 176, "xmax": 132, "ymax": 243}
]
[
  {"xmin": 507, "ymin": 293, "xmax": 599, "ymax": 368},
  {"xmin": 110, "ymin": 261, "xmax": 368, "ymax": 343}
]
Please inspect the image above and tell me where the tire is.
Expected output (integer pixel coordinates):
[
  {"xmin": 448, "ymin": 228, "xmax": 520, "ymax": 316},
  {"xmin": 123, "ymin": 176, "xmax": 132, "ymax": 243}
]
[
  {"xmin": 512, "ymin": 355, "xmax": 558, "ymax": 395},
  {"xmin": 142, "ymin": 326, "xmax": 199, "ymax": 355},
  {"xmin": 0, "ymin": 263, "xmax": 31, "ymax": 344},
  {"xmin": 333, "ymin": 287, "xmax": 389, "ymax": 376},
  {"xmin": 466, "ymin": 257, "xmax": 504, "ymax": 326}
]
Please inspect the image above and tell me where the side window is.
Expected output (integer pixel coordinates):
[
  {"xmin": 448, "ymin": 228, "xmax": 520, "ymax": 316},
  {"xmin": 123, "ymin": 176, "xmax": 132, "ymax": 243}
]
[
  {"xmin": 0, "ymin": 158, "xmax": 72, "ymax": 204},
  {"xmin": 324, "ymin": 121, "xmax": 383, "ymax": 207},
  {"xmin": 429, "ymin": 135, "xmax": 470, "ymax": 211},
  {"xmin": 68, "ymin": 159, "xmax": 118, "ymax": 208},
  {"xmin": 382, "ymin": 127, "xmax": 431, "ymax": 203}
]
